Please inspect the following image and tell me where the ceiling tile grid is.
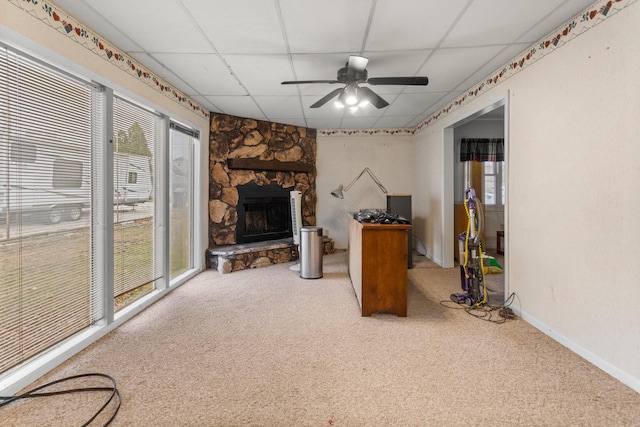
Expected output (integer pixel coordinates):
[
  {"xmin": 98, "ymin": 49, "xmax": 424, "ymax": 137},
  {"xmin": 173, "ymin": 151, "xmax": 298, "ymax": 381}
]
[{"xmin": 50, "ymin": 0, "xmax": 600, "ymax": 130}]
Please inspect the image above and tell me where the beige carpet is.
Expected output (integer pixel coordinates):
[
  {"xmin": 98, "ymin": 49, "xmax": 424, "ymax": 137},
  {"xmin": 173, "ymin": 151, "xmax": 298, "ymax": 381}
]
[{"xmin": 2, "ymin": 252, "xmax": 639, "ymax": 426}]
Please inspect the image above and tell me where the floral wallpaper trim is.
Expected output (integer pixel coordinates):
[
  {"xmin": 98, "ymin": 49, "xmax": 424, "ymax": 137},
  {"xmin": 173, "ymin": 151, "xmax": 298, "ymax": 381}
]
[
  {"xmin": 320, "ymin": 0, "xmax": 635, "ymax": 138},
  {"xmin": 319, "ymin": 128, "xmax": 415, "ymax": 137},
  {"xmin": 8, "ymin": 0, "xmax": 209, "ymax": 120}
]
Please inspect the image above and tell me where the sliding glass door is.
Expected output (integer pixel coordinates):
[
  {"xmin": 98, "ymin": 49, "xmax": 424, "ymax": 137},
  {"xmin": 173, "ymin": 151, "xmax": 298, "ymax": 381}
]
[
  {"xmin": 112, "ymin": 97, "xmax": 163, "ymax": 311},
  {"xmin": 169, "ymin": 124, "xmax": 196, "ymax": 280}
]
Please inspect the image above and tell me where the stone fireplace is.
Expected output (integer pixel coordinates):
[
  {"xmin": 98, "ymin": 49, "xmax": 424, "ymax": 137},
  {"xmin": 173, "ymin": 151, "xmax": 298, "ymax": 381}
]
[{"xmin": 208, "ymin": 113, "xmax": 332, "ymax": 273}]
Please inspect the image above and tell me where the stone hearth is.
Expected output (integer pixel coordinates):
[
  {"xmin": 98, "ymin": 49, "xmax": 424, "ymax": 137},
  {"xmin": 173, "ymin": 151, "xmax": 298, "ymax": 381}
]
[{"xmin": 207, "ymin": 237, "xmax": 335, "ymax": 274}]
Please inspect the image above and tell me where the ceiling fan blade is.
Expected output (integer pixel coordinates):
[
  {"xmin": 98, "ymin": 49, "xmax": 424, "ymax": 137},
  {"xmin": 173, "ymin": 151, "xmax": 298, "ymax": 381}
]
[
  {"xmin": 310, "ymin": 87, "xmax": 344, "ymax": 108},
  {"xmin": 359, "ymin": 86, "xmax": 389, "ymax": 109},
  {"xmin": 367, "ymin": 76, "xmax": 429, "ymax": 86},
  {"xmin": 348, "ymin": 56, "xmax": 369, "ymax": 72},
  {"xmin": 281, "ymin": 80, "xmax": 338, "ymax": 85}
]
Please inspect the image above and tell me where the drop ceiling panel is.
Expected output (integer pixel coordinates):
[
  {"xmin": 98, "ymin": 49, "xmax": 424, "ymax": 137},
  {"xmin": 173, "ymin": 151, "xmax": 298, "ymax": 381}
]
[
  {"xmin": 454, "ymin": 43, "xmax": 532, "ymax": 92},
  {"xmin": 403, "ymin": 115, "xmax": 427, "ymax": 129},
  {"xmin": 181, "ymin": 0, "xmax": 287, "ymax": 54},
  {"xmin": 279, "ymin": 0, "xmax": 374, "ymax": 53},
  {"xmin": 375, "ymin": 115, "xmax": 418, "ymax": 129},
  {"xmin": 366, "ymin": 0, "xmax": 470, "ymax": 51},
  {"xmin": 441, "ymin": 0, "xmax": 567, "ymax": 47},
  {"xmin": 271, "ymin": 117, "xmax": 309, "ymax": 128},
  {"xmin": 352, "ymin": 105, "xmax": 390, "ymax": 119},
  {"xmin": 339, "ymin": 116, "xmax": 382, "ymax": 129},
  {"xmin": 152, "ymin": 53, "xmax": 246, "ymax": 96},
  {"xmin": 54, "ymin": 0, "xmax": 141, "ymax": 51},
  {"xmin": 306, "ymin": 118, "xmax": 344, "ymax": 130},
  {"xmin": 419, "ymin": 46, "xmax": 507, "ymax": 92},
  {"xmin": 222, "ymin": 54, "xmax": 297, "ymax": 95},
  {"xmin": 84, "ymin": 0, "xmax": 214, "ymax": 53},
  {"xmin": 254, "ymin": 96, "xmax": 304, "ymax": 120},
  {"xmin": 128, "ymin": 53, "xmax": 201, "ymax": 98},
  {"xmin": 361, "ymin": 50, "xmax": 432, "ymax": 77},
  {"xmin": 420, "ymin": 91, "xmax": 464, "ymax": 118},
  {"xmin": 384, "ymin": 92, "xmax": 444, "ymax": 116},
  {"xmin": 516, "ymin": 0, "xmax": 597, "ymax": 43},
  {"xmin": 205, "ymin": 96, "xmax": 265, "ymax": 120},
  {"xmin": 189, "ymin": 95, "xmax": 220, "ymax": 113}
]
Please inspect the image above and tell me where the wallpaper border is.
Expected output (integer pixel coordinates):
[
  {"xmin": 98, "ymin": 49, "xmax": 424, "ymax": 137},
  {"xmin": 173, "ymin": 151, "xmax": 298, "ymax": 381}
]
[{"xmin": 7, "ymin": 0, "xmax": 210, "ymax": 120}]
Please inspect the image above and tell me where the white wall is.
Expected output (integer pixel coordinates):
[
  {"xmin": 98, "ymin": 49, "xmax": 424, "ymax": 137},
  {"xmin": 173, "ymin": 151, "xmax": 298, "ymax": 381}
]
[
  {"xmin": 316, "ymin": 134, "xmax": 414, "ymax": 249},
  {"xmin": 413, "ymin": 2, "xmax": 640, "ymax": 391}
]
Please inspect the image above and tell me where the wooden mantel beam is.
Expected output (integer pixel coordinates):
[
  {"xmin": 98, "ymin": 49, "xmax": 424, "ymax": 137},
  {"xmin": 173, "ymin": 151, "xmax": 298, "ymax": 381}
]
[{"xmin": 227, "ymin": 158, "xmax": 313, "ymax": 173}]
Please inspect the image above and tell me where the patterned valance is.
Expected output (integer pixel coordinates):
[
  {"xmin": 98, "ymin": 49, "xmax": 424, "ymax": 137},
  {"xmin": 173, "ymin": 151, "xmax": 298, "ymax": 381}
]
[{"xmin": 460, "ymin": 138, "xmax": 504, "ymax": 162}]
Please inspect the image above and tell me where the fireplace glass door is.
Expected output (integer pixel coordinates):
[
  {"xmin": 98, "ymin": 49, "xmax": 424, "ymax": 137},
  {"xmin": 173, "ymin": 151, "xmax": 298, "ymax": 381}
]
[{"xmin": 236, "ymin": 184, "xmax": 292, "ymax": 244}]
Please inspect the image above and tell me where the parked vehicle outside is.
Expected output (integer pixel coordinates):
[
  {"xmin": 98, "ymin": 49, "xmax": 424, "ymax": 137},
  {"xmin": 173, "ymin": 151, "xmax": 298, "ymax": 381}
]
[{"xmin": 0, "ymin": 142, "xmax": 152, "ymax": 224}]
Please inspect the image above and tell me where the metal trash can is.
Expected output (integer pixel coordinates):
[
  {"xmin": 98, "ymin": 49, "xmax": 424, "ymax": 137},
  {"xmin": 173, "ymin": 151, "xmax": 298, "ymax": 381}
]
[{"xmin": 300, "ymin": 226, "xmax": 323, "ymax": 279}]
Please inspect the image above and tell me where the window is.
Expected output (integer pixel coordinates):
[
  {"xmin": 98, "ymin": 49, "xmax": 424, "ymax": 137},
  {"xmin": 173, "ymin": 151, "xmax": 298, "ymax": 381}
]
[
  {"xmin": 0, "ymin": 46, "xmax": 101, "ymax": 374},
  {"xmin": 52, "ymin": 158, "xmax": 83, "ymax": 189},
  {"xmin": 0, "ymin": 42, "xmax": 200, "ymax": 390},
  {"xmin": 113, "ymin": 96, "xmax": 162, "ymax": 311},
  {"xmin": 484, "ymin": 161, "xmax": 505, "ymax": 205},
  {"xmin": 169, "ymin": 123, "xmax": 196, "ymax": 279},
  {"xmin": 10, "ymin": 142, "xmax": 37, "ymax": 163}
]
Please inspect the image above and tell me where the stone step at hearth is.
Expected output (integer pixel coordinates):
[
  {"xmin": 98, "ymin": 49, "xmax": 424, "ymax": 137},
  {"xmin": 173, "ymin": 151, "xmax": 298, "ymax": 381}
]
[{"xmin": 207, "ymin": 237, "xmax": 335, "ymax": 274}]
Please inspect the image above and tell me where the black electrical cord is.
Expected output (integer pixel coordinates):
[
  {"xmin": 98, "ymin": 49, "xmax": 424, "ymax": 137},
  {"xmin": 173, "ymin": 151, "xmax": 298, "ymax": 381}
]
[
  {"xmin": 441, "ymin": 292, "xmax": 519, "ymax": 324},
  {"xmin": 0, "ymin": 373, "xmax": 121, "ymax": 426},
  {"xmin": 468, "ymin": 292, "xmax": 518, "ymax": 323},
  {"xmin": 412, "ymin": 233, "xmax": 428, "ymax": 257}
]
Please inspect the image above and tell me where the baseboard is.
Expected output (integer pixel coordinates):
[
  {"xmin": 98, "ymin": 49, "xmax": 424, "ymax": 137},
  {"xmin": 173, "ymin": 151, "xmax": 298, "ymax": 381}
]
[
  {"xmin": 415, "ymin": 247, "xmax": 443, "ymax": 266},
  {"xmin": 513, "ymin": 307, "xmax": 640, "ymax": 394}
]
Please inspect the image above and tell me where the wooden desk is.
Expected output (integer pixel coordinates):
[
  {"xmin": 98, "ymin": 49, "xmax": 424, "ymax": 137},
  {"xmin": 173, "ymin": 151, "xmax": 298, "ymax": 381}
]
[{"xmin": 348, "ymin": 217, "xmax": 411, "ymax": 317}]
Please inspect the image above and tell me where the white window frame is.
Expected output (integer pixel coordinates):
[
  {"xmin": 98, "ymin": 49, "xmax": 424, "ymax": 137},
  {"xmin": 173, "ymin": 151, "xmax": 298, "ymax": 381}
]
[
  {"xmin": 483, "ymin": 161, "xmax": 505, "ymax": 206},
  {"xmin": 0, "ymin": 41, "xmax": 203, "ymax": 395}
]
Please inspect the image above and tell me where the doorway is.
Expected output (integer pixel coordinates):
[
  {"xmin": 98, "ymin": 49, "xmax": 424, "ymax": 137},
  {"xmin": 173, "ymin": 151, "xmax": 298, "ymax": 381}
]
[{"xmin": 442, "ymin": 94, "xmax": 508, "ymax": 303}]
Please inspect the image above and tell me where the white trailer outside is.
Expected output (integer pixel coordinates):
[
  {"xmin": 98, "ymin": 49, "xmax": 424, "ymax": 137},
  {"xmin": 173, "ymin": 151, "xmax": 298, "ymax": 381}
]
[
  {"xmin": 113, "ymin": 152, "xmax": 152, "ymax": 207},
  {"xmin": 0, "ymin": 142, "xmax": 152, "ymax": 224}
]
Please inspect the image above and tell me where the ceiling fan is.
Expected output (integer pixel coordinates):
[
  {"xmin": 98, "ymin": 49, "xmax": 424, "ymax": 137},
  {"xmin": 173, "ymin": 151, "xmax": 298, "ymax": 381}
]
[{"xmin": 281, "ymin": 55, "xmax": 429, "ymax": 110}]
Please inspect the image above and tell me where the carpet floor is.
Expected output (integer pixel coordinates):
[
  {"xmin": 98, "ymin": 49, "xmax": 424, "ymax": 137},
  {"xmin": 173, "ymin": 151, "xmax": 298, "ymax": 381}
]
[{"xmin": 2, "ymin": 251, "xmax": 639, "ymax": 426}]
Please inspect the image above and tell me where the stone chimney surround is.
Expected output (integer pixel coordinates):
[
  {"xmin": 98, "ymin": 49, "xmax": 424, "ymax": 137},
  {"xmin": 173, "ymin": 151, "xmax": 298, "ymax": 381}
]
[{"xmin": 207, "ymin": 113, "xmax": 333, "ymax": 273}]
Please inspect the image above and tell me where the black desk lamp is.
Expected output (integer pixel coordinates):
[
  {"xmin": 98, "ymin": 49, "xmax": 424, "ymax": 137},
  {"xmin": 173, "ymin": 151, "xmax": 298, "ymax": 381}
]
[{"xmin": 331, "ymin": 167, "xmax": 387, "ymax": 199}]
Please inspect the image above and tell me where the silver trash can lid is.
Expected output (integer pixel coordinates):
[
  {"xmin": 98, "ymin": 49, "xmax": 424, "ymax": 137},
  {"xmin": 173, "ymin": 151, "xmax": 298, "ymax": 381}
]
[{"xmin": 301, "ymin": 226, "xmax": 322, "ymax": 234}]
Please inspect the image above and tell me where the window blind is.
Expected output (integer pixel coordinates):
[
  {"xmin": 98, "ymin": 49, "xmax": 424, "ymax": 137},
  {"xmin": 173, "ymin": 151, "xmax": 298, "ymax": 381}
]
[
  {"xmin": 0, "ymin": 46, "xmax": 103, "ymax": 374},
  {"xmin": 112, "ymin": 96, "xmax": 162, "ymax": 309}
]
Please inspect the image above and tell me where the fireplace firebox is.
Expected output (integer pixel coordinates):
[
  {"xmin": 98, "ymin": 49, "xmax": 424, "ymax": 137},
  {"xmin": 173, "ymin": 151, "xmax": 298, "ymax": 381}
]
[{"xmin": 236, "ymin": 183, "xmax": 292, "ymax": 244}]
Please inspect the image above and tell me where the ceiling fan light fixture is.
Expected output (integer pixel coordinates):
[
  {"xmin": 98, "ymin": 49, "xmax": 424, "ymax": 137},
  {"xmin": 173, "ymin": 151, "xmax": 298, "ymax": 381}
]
[
  {"xmin": 343, "ymin": 84, "xmax": 359, "ymax": 106},
  {"xmin": 284, "ymin": 56, "xmax": 428, "ymax": 111}
]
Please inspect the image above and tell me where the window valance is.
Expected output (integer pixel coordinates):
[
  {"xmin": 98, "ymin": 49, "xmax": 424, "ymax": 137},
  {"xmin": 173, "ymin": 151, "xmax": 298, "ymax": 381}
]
[{"xmin": 460, "ymin": 138, "xmax": 504, "ymax": 162}]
